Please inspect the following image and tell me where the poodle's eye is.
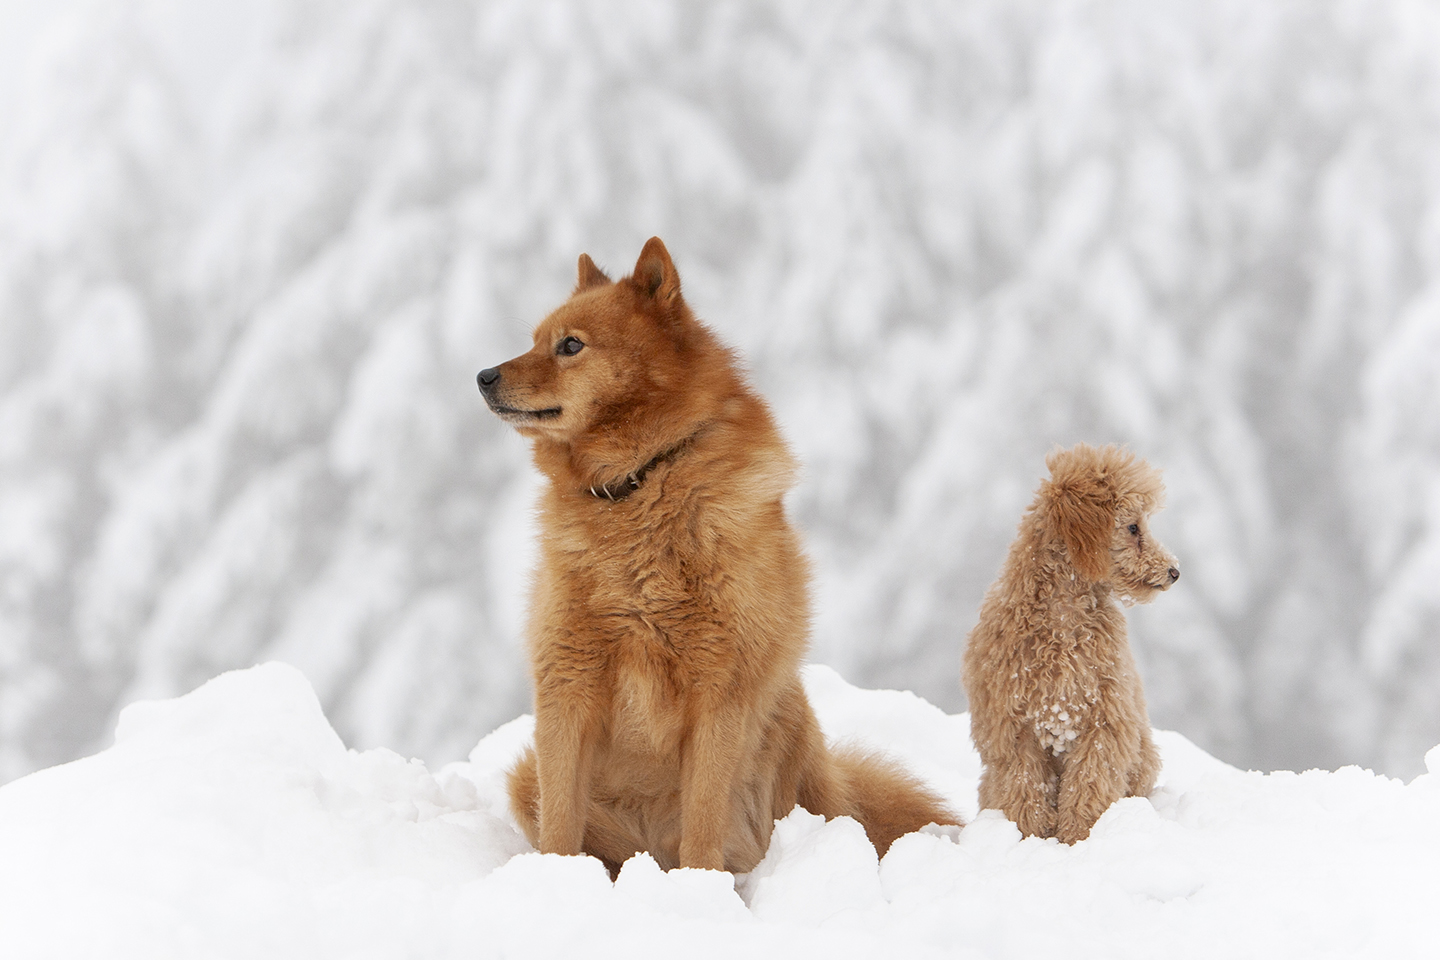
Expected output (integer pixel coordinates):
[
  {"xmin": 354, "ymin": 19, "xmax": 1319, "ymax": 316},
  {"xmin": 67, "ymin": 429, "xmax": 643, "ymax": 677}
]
[
  {"xmin": 556, "ymin": 336, "xmax": 585, "ymax": 357},
  {"xmin": 1127, "ymin": 523, "xmax": 1140, "ymax": 536}
]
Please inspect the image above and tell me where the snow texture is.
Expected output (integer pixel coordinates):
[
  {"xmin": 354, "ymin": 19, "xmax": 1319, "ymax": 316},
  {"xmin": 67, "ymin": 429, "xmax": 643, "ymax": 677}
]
[
  {"xmin": 3, "ymin": 0, "xmax": 1440, "ymax": 785},
  {"xmin": 0, "ymin": 662, "xmax": 1436, "ymax": 959}
]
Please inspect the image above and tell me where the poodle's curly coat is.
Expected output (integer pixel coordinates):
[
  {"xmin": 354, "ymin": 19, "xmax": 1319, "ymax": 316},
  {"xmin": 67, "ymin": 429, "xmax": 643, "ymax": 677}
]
[{"xmin": 962, "ymin": 443, "xmax": 1179, "ymax": 843}]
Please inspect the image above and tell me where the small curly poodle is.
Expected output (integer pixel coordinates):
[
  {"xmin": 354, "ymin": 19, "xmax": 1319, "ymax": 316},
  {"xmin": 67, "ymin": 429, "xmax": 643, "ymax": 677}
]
[{"xmin": 962, "ymin": 443, "xmax": 1179, "ymax": 843}]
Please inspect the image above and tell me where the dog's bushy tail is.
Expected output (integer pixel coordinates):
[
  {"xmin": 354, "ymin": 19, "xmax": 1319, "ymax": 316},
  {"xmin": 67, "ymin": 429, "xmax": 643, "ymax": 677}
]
[{"xmin": 830, "ymin": 746, "xmax": 961, "ymax": 855}]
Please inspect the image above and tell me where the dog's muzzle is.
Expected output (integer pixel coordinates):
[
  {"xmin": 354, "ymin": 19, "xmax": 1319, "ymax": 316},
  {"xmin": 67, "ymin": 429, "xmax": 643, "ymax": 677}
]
[{"xmin": 476, "ymin": 368, "xmax": 562, "ymax": 422}]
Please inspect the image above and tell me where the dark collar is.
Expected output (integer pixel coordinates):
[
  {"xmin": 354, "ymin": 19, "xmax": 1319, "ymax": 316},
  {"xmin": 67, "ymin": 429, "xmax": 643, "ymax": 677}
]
[{"xmin": 586, "ymin": 438, "xmax": 692, "ymax": 501}]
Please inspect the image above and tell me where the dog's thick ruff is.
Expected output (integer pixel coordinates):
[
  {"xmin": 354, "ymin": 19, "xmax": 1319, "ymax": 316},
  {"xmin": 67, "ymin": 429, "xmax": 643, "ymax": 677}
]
[
  {"xmin": 480, "ymin": 238, "xmax": 959, "ymax": 873},
  {"xmin": 962, "ymin": 443, "xmax": 1178, "ymax": 844}
]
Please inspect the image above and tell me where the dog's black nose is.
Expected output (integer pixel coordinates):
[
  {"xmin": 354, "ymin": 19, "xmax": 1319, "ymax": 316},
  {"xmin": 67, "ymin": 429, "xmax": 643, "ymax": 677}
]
[
  {"xmin": 476, "ymin": 367, "xmax": 500, "ymax": 391},
  {"xmin": 1168, "ymin": 567, "xmax": 1180, "ymax": 583}
]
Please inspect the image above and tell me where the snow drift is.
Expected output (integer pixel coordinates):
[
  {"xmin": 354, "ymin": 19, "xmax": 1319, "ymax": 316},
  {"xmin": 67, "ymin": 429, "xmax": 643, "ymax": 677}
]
[{"xmin": 0, "ymin": 663, "xmax": 1435, "ymax": 959}]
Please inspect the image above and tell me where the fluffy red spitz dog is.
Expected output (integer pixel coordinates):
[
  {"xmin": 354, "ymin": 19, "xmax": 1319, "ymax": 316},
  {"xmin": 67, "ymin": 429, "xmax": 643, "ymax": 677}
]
[{"xmin": 478, "ymin": 238, "xmax": 958, "ymax": 873}]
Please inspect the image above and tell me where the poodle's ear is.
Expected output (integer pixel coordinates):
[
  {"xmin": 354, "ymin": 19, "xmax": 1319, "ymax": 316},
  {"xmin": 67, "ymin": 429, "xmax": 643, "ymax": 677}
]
[
  {"xmin": 1045, "ymin": 474, "xmax": 1117, "ymax": 583},
  {"xmin": 574, "ymin": 253, "xmax": 611, "ymax": 294}
]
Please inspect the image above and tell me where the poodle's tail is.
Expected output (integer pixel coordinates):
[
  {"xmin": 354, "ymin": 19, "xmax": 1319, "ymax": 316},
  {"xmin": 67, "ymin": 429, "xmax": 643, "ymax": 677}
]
[{"xmin": 830, "ymin": 746, "xmax": 962, "ymax": 855}]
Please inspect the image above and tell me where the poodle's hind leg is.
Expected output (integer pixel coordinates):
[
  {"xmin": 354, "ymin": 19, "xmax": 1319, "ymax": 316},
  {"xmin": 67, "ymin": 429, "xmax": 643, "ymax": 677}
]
[
  {"xmin": 1127, "ymin": 727, "xmax": 1160, "ymax": 799},
  {"xmin": 1056, "ymin": 729, "xmax": 1132, "ymax": 843},
  {"xmin": 977, "ymin": 725, "xmax": 1058, "ymax": 839}
]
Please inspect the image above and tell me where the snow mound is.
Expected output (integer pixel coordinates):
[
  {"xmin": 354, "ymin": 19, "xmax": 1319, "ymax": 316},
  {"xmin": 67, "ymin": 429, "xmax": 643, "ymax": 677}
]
[
  {"xmin": 0, "ymin": 663, "xmax": 529, "ymax": 958},
  {"xmin": 0, "ymin": 662, "xmax": 1436, "ymax": 958}
]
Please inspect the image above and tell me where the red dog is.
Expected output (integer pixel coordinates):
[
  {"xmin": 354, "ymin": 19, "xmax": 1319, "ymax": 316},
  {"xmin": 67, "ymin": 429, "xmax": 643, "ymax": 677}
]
[{"xmin": 479, "ymin": 238, "xmax": 959, "ymax": 872}]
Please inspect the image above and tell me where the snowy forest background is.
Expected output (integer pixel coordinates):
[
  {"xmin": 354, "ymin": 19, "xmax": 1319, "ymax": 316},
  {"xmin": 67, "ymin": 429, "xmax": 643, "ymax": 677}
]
[{"xmin": 1, "ymin": 0, "xmax": 1439, "ymax": 783}]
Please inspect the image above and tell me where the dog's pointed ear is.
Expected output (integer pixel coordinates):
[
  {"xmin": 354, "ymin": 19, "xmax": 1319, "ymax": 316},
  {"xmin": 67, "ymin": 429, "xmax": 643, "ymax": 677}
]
[
  {"xmin": 1046, "ymin": 475, "xmax": 1116, "ymax": 583},
  {"xmin": 631, "ymin": 236, "xmax": 681, "ymax": 303},
  {"xmin": 575, "ymin": 253, "xmax": 611, "ymax": 294}
]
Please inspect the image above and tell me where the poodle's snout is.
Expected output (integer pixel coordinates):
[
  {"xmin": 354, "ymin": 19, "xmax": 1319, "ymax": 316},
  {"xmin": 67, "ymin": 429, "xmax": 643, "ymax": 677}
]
[
  {"xmin": 477, "ymin": 367, "xmax": 501, "ymax": 392},
  {"xmin": 1167, "ymin": 567, "xmax": 1180, "ymax": 583}
]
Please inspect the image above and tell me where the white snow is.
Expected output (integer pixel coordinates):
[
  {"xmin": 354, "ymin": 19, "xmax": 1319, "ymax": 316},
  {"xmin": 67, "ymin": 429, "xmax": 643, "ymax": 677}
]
[{"xmin": 0, "ymin": 661, "xmax": 1435, "ymax": 959}]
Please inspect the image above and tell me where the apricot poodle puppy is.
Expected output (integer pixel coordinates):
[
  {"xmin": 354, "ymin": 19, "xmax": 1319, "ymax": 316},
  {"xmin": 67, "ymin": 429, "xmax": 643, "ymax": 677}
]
[{"xmin": 962, "ymin": 443, "xmax": 1179, "ymax": 843}]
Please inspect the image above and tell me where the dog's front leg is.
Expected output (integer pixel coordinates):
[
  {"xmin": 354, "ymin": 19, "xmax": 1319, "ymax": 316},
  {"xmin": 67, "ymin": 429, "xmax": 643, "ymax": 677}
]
[
  {"xmin": 1056, "ymin": 725, "xmax": 1131, "ymax": 844},
  {"xmin": 678, "ymin": 694, "xmax": 745, "ymax": 871},
  {"xmin": 977, "ymin": 719, "xmax": 1058, "ymax": 839},
  {"xmin": 533, "ymin": 679, "xmax": 601, "ymax": 857}
]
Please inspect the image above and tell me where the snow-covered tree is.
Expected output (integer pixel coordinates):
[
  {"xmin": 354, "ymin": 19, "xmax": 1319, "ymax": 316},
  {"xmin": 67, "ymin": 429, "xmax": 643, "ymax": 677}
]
[{"xmin": 2, "ymin": 0, "xmax": 1439, "ymax": 779}]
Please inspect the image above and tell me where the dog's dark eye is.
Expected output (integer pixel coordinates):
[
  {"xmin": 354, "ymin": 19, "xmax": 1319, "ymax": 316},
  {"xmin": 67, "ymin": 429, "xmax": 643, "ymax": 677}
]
[
  {"xmin": 557, "ymin": 336, "xmax": 585, "ymax": 357},
  {"xmin": 1128, "ymin": 523, "xmax": 1140, "ymax": 535}
]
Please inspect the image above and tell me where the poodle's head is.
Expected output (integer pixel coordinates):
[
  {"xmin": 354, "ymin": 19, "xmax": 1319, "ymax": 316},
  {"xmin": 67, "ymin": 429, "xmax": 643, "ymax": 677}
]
[{"xmin": 1039, "ymin": 443, "xmax": 1179, "ymax": 603}]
